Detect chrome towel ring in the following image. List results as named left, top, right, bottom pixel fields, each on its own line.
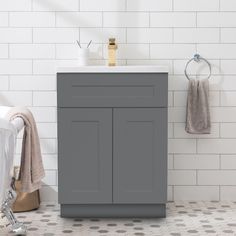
left=185, top=54, right=212, bottom=80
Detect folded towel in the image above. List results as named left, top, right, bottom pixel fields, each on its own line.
left=185, top=79, right=211, bottom=134
left=5, top=107, right=45, bottom=193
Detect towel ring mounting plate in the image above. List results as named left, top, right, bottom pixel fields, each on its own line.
left=185, top=54, right=212, bottom=80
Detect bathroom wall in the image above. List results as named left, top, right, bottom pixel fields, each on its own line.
left=1, top=0, right=236, bottom=201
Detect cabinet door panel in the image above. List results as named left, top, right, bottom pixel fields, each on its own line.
left=58, top=108, right=112, bottom=204
left=113, top=108, right=167, bottom=204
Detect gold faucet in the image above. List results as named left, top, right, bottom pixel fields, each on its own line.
left=108, top=38, right=118, bottom=66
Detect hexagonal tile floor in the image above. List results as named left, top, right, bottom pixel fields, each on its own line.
left=1, top=201, right=236, bottom=235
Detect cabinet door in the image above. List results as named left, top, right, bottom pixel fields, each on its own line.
left=113, top=108, right=167, bottom=204
left=58, top=108, right=112, bottom=204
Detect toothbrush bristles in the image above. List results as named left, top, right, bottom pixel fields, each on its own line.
left=76, top=40, right=82, bottom=48
left=87, top=40, right=92, bottom=48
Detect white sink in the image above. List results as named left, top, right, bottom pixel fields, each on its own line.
left=57, top=65, right=169, bottom=73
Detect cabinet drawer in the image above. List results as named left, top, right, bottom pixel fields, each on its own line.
left=57, top=73, right=168, bottom=108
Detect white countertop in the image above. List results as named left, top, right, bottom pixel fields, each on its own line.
left=57, top=66, right=169, bottom=73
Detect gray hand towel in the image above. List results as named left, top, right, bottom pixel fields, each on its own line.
left=185, top=79, right=211, bottom=134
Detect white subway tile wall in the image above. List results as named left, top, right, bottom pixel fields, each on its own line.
left=1, top=0, right=236, bottom=202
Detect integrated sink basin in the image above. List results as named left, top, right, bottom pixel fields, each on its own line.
left=57, top=65, right=169, bottom=73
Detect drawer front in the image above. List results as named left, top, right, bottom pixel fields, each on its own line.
left=57, top=73, right=168, bottom=108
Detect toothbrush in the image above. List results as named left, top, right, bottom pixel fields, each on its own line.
left=76, top=40, right=82, bottom=48
left=87, top=40, right=92, bottom=48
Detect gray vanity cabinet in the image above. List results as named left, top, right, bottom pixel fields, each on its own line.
left=57, top=71, right=168, bottom=218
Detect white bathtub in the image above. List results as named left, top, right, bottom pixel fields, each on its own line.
left=0, top=106, right=11, bottom=118
left=0, top=106, right=24, bottom=204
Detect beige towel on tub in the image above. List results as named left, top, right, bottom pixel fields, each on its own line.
left=5, top=107, right=45, bottom=193
left=185, top=79, right=211, bottom=134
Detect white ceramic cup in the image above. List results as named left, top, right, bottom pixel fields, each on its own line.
left=78, top=48, right=89, bottom=66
